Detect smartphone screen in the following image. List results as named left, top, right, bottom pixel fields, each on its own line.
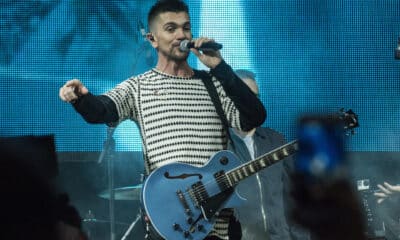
left=295, top=116, right=345, bottom=183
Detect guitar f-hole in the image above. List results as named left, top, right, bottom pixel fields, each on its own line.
left=164, top=172, right=203, bottom=180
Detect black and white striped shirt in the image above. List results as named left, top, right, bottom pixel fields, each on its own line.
left=73, top=61, right=266, bottom=239
left=104, top=68, right=243, bottom=239
left=104, top=68, right=242, bottom=174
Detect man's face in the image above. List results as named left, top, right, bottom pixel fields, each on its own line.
left=149, top=11, right=192, bottom=62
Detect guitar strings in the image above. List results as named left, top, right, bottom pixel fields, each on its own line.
left=180, top=149, right=289, bottom=200
left=180, top=159, right=272, bottom=202
left=178, top=113, right=356, bottom=200
left=180, top=142, right=301, bottom=201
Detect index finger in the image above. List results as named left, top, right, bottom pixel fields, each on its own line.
left=384, top=182, right=400, bottom=192
left=373, top=192, right=387, bottom=198
left=196, top=37, right=213, bottom=48
left=377, top=198, right=386, bottom=204
left=377, top=184, right=392, bottom=195
left=64, top=79, right=82, bottom=87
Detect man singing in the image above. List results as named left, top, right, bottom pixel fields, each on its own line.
left=59, top=0, right=266, bottom=239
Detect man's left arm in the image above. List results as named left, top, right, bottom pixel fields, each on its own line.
left=210, top=61, right=266, bottom=131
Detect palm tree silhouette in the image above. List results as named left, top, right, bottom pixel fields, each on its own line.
left=0, top=0, right=59, bottom=64
left=0, top=0, right=151, bottom=65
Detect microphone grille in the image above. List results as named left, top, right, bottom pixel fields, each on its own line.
left=179, top=40, right=190, bottom=52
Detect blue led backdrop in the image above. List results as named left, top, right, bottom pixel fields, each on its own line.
left=1, top=0, right=399, bottom=152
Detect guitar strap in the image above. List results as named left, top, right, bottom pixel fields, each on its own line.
left=195, top=70, right=235, bottom=149
left=140, top=70, right=235, bottom=176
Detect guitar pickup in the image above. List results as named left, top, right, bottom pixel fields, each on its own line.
left=214, top=171, right=231, bottom=191
left=191, top=181, right=209, bottom=204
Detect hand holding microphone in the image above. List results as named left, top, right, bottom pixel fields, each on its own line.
left=180, top=39, right=222, bottom=52
left=182, top=37, right=223, bottom=69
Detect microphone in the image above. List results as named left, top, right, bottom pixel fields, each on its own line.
left=395, top=37, right=400, bottom=60
left=179, top=39, right=223, bottom=52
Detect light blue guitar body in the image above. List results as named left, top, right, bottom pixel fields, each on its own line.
left=141, top=109, right=357, bottom=240
left=142, top=150, right=245, bottom=240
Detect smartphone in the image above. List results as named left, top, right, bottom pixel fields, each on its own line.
left=295, top=115, right=345, bottom=183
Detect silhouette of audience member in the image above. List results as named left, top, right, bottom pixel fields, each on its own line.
left=56, top=193, right=88, bottom=240
left=0, top=136, right=87, bottom=240
left=287, top=116, right=366, bottom=240
left=289, top=175, right=367, bottom=240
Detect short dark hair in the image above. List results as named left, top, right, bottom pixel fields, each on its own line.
left=148, top=0, right=189, bottom=30
left=235, top=69, right=256, bottom=80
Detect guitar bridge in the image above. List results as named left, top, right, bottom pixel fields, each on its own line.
left=176, top=189, right=192, bottom=216
left=188, top=187, right=200, bottom=208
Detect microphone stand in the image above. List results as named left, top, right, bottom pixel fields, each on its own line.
left=98, top=126, right=117, bottom=240
left=120, top=211, right=141, bottom=240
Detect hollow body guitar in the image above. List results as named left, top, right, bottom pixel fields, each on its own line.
left=142, top=109, right=358, bottom=240
left=142, top=141, right=297, bottom=240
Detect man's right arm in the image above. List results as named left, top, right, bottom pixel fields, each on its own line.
left=59, top=79, right=118, bottom=124
left=72, top=93, right=118, bottom=124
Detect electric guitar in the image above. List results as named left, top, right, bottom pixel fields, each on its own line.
left=142, top=109, right=358, bottom=240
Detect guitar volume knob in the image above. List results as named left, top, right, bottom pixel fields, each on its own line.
left=197, top=224, right=204, bottom=231
left=173, top=223, right=181, bottom=231
left=220, top=156, right=228, bottom=165
left=184, top=231, right=190, bottom=238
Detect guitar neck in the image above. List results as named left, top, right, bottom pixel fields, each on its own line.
left=226, top=140, right=299, bottom=186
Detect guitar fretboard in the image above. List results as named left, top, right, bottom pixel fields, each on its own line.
left=226, top=140, right=298, bottom=186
